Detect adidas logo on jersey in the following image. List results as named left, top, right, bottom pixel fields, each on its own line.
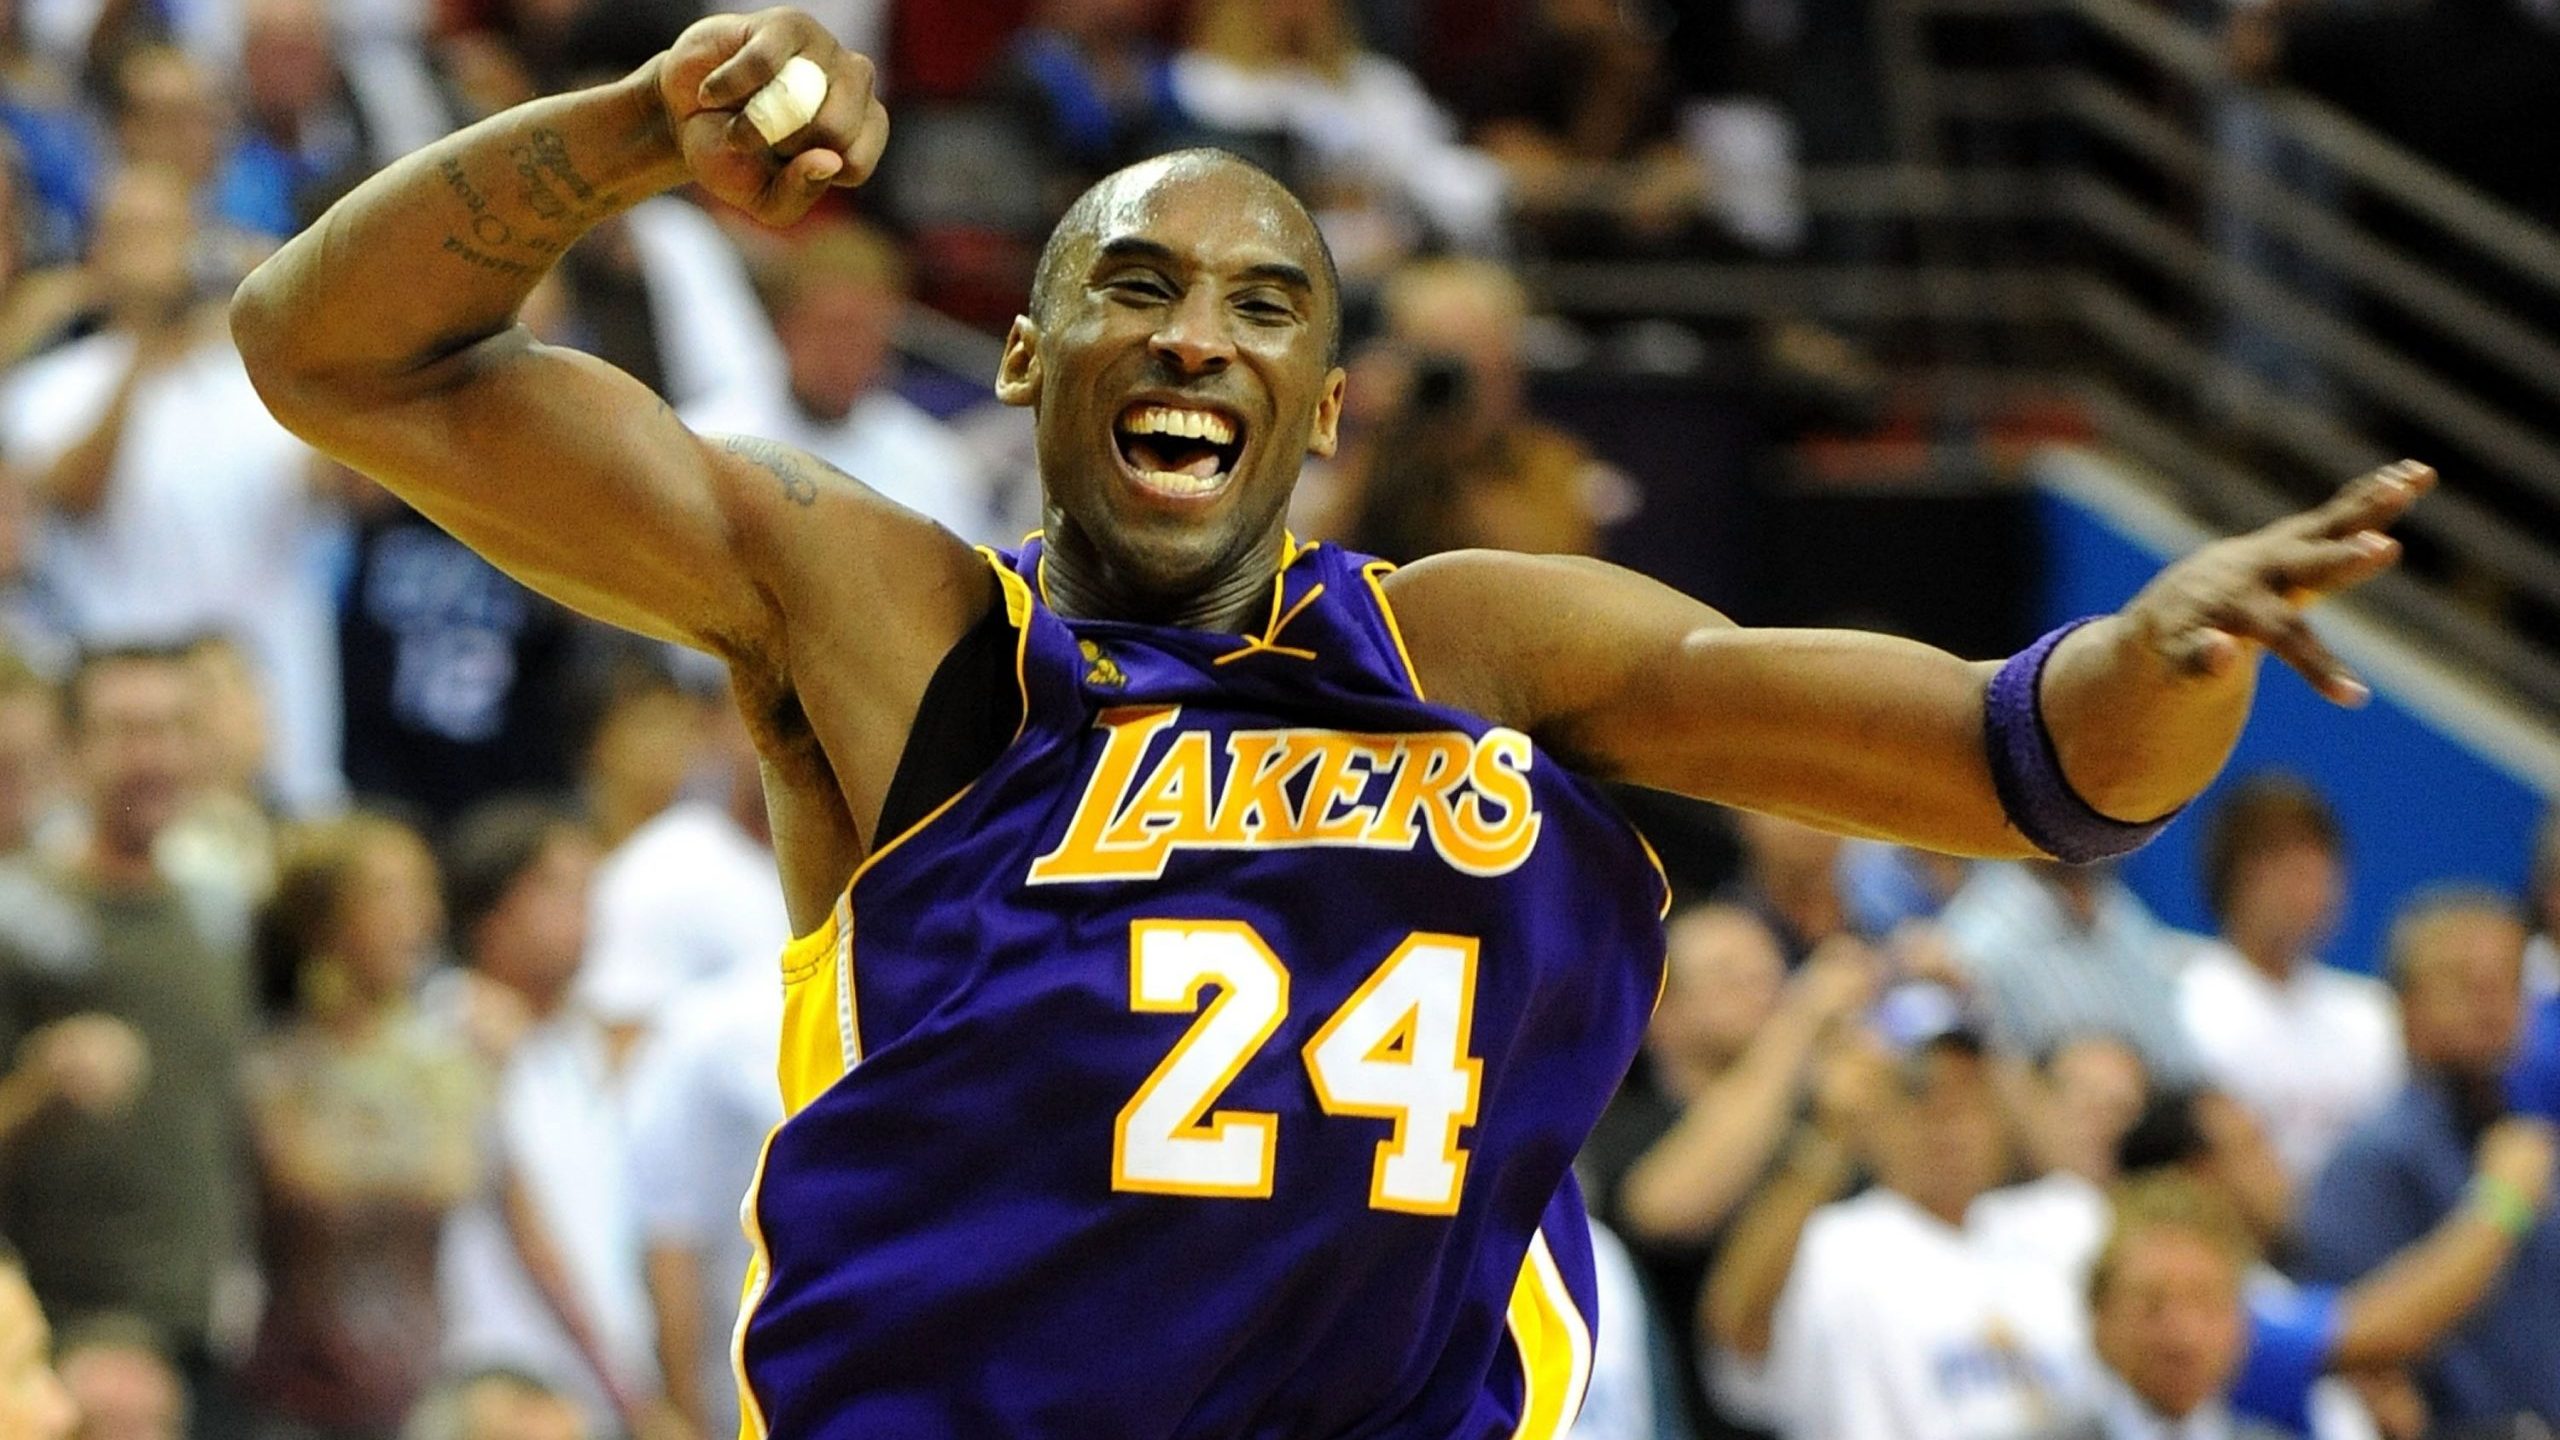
left=1028, top=705, right=1544, bottom=884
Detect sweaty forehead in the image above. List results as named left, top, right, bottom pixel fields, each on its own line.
left=1083, top=157, right=1329, bottom=282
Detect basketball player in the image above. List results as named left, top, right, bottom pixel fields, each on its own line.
left=229, top=10, right=2429, bottom=1435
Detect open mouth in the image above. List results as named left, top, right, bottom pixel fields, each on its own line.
left=1113, top=402, right=1246, bottom=500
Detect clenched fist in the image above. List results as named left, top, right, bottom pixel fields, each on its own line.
left=655, top=7, right=890, bottom=227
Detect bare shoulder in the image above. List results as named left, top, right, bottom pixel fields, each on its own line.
left=705, top=432, right=996, bottom=780
left=1378, top=548, right=1734, bottom=733
left=704, top=431, right=995, bottom=647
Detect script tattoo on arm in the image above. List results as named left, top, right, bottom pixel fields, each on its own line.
left=436, top=127, right=620, bottom=274
left=719, top=435, right=823, bottom=508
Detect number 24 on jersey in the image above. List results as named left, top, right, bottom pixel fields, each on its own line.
left=1113, top=920, right=1483, bottom=1216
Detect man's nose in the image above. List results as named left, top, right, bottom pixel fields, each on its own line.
left=1150, top=291, right=1235, bottom=376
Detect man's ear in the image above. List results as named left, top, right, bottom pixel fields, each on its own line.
left=995, top=316, right=1041, bottom=408
left=1305, top=366, right=1349, bottom=459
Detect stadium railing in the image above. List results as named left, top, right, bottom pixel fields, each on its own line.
left=1526, top=0, right=2560, bottom=718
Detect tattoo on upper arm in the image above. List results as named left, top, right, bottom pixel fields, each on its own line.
left=719, top=436, right=823, bottom=508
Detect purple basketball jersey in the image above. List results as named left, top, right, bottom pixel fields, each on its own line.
left=738, top=539, right=1668, bottom=1439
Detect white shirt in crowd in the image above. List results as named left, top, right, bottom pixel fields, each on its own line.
left=439, top=1005, right=657, bottom=1433
left=578, top=799, right=793, bottom=1029
left=1169, top=50, right=1511, bottom=257
left=1970, top=1172, right=2380, bottom=1440
left=2527, top=932, right=2558, bottom=1004
left=0, top=328, right=343, bottom=812
left=1568, top=1217, right=1658, bottom=1440
left=685, top=385, right=1006, bottom=548
left=1756, top=1188, right=2098, bottom=1440
left=2177, top=942, right=2402, bottom=1187
left=626, top=974, right=786, bottom=1437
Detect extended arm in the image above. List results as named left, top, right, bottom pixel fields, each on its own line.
left=1700, top=1126, right=1857, bottom=1360
left=1385, top=464, right=2429, bottom=856
left=2327, top=1117, right=2554, bottom=1370
left=1620, top=945, right=1872, bottom=1245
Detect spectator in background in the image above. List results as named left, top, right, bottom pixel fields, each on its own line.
left=0, top=1245, right=79, bottom=1440
left=434, top=801, right=656, bottom=1439
left=1331, top=256, right=1634, bottom=563
left=2297, top=889, right=2560, bottom=1429
left=624, top=970, right=781, bottom=1440
left=400, top=1368, right=587, bottom=1440
left=0, top=135, right=95, bottom=367
left=991, top=0, right=1201, bottom=216
left=1941, top=859, right=2200, bottom=1087
left=1837, top=841, right=1970, bottom=939
left=2099, top=1083, right=2559, bottom=1440
left=684, top=220, right=1006, bottom=545
left=1580, top=901, right=1875, bottom=1434
left=109, top=45, right=282, bottom=283
left=336, top=274, right=600, bottom=835
left=0, top=649, right=69, bottom=859
left=54, top=1317, right=184, bottom=1440
left=0, top=645, right=253, bottom=1430
left=1718, top=809, right=1852, bottom=967
left=570, top=653, right=703, bottom=856
left=154, top=632, right=281, bottom=913
left=2054, top=1176, right=2297, bottom=1440
left=1707, top=1016, right=2101, bottom=1440
left=224, top=0, right=451, bottom=236
left=0, top=0, right=101, bottom=269
left=1173, top=0, right=1510, bottom=276
left=0, top=162, right=342, bottom=814
left=1974, top=1033, right=2153, bottom=1279
left=241, top=815, right=485, bottom=1440
left=1445, top=0, right=1711, bottom=256
left=581, top=699, right=788, bottom=1042
left=2528, top=808, right=2557, bottom=1002
left=2179, top=777, right=2401, bottom=1188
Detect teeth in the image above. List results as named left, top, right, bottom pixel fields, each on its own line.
left=1124, top=406, right=1236, bottom=446
left=1137, top=469, right=1225, bottom=497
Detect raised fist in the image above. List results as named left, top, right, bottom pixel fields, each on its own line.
left=655, top=8, right=890, bottom=227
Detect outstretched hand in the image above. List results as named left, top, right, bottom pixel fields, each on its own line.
left=657, top=7, right=889, bottom=227
left=2120, top=459, right=2433, bottom=706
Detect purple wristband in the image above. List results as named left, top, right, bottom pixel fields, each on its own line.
left=1983, top=618, right=2179, bottom=864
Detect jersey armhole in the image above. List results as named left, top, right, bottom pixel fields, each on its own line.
left=872, top=555, right=1036, bottom=842
left=1359, top=558, right=1428, bottom=701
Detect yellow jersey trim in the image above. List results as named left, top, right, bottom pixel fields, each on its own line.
left=1360, top=560, right=1427, bottom=702
left=1505, top=1227, right=1595, bottom=1439
left=738, top=550, right=1039, bottom=1435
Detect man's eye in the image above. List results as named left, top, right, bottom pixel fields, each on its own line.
left=1109, top=279, right=1171, bottom=301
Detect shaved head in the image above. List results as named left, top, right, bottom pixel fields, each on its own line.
left=1032, top=149, right=1344, bottom=364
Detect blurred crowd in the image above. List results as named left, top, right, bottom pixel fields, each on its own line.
left=0, top=2, right=2552, bottom=1440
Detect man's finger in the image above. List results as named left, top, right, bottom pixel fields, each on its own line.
left=698, top=20, right=806, bottom=110
left=2304, top=459, right=2434, bottom=540
left=2266, top=530, right=2401, bottom=596
left=838, top=96, right=890, bottom=186
left=752, top=147, right=841, bottom=226
left=2225, top=592, right=2368, bottom=705
left=773, top=55, right=873, bottom=163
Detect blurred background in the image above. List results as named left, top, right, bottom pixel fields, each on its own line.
left=0, top=1, right=2555, bottom=1439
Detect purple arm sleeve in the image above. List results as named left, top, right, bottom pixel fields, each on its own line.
left=1981, top=618, right=2181, bottom=864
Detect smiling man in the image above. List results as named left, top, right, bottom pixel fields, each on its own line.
left=229, top=11, right=2427, bottom=1437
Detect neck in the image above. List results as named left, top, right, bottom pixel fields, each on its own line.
left=1898, top=1183, right=1972, bottom=1230
left=2231, top=927, right=2296, bottom=980
left=789, top=381, right=855, bottom=427
left=84, top=830, right=159, bottom=892
left=1039, top=517, right=1287, bottom=633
